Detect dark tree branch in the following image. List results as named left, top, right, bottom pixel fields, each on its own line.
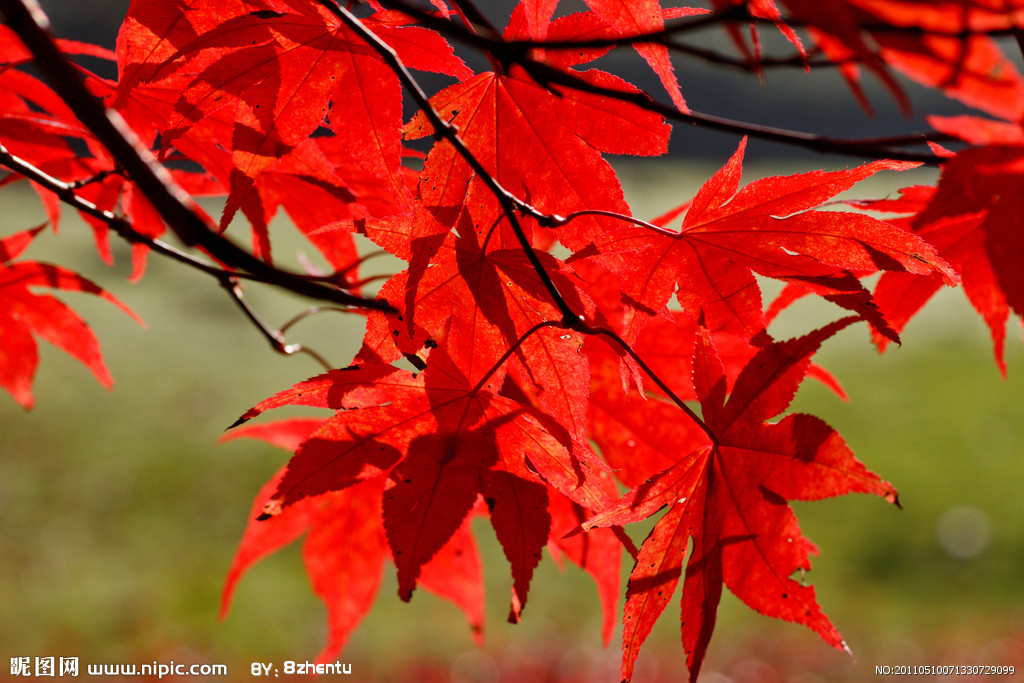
left=0, top=0, right=392, bottom=312
left=376, top=0, right=948, bottom=163
left=756, top=15, right=1024, bottom=38
left=519, top=59, right=946, bottom=163
left=389, top=0, right=1024, bottom=51
left=0, top=141, right=225, bottom=278
left=373, top=1, right=841, bottom=73
left=379, top=0, right=748, bottom=50
left=0, top=141, right=340, bottom=370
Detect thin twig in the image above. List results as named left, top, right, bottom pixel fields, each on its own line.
left=221, top=278, right=335, bottom=372
left=758, top=15, right=1024, bottom=38
left=388, top=0, right=1024, bottom=50
left=279, top=306, right=349, bottom=335
left=67, top=168, right=122, bottom=189
left=591, top=326, right=718, bottom=448
left=1, top=141, right=340, bottom=371
left=0, top=141, right=225, bottom=277
left=557, top=209, right=680, bottom=238
left=315, top=0, right=577, bottom=323
left=520, top=59, right=944, bottom=163
left=470, top=320, right=561, bottom=395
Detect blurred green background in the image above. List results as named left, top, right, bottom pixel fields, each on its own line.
left=2, top=159, right=1022, bottom=682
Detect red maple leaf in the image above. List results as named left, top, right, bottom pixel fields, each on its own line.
left=586, top=137, right=958, bottom=346
left=581, top=319, right=899, bottom=681
left=577, top=0, right=699, bottom=112
left=0, top=31, right=130, bottom=239
left=0, top=226, right=142, bottom=409
left=230, top=344, right=616, bottom=620
left=126, top=0, right=468, bottom=253
left=345, top=179, right=609, bottom=444
left=404, top=9, right=670, bottom=253
left=857, top=121, right=1024, bottom=374
left=545, top=489, right=623, bottom=645
left=220, top=418, right=484, bottom=661
left=11, top=1, right=1024, bottom=676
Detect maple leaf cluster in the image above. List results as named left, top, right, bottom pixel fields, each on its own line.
left=2, top=0, right=1023, bottom=680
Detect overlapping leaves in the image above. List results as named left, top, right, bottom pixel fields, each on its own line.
left=5, top=1, right=1024, bottom=682
left=229, top=346, right=619, bottom=623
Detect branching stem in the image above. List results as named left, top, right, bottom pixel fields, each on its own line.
left=221, top=278, right=335, bottom=372
left=470, top=320, right=561, bottom=395
left=588, top=326, right=718, bottom=448
left=319, top=0, right=717, bottom=440
left=376, top=0, right=952, bottom=163
left=317, top=0, right=577, bottom=324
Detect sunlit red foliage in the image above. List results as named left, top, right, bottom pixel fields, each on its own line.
left=2, top=1, right=1023, bottom=679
